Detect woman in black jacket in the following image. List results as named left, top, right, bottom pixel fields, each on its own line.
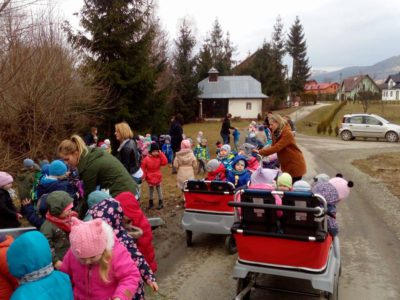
left=220, top=113, right=236, bottom=145
left=169, top=114, right=184, bottom=174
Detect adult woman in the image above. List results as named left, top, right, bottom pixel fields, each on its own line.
left=57, top=135, right=137, bottom=217
left=256, top=114, right=306, bottom=182
left=220, top=113, right=236, bottom=145
left=115, top=122, right=142, bottom=199
left=169, top=114, right=184, bottom=174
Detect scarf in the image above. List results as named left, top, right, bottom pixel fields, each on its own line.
left=19, top=263, right=53, bottom=284
left=45, top=209, right=78, bottom=233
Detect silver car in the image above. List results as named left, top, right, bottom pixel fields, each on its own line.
left=339, top=113, right=400, bottom=142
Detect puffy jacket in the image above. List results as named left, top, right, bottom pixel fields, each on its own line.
left=61, top=238, right=140, bottom=300
left=117, top=139, right=141, bottom=175
left=226, top=155, right=251, bottom=188
left=7, top=231, right=73, bottom=300
left=0, top=235, right=18, bottom=300
left=141, top=152, right=168, bottom=186
left=36, top=177, right=77, bottom=201
left=246, top=156, right=260, bottom=173
left=15, top=169, right=35, bottom=200
left=205, top=164, right=227, bottom=181
left=0, top=189, right=20, bottom=229
left=115, top=192, right=157, bottom=273
left=173, top=149, right=197, bottom=189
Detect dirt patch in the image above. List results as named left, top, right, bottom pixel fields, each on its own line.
left=352, top=152, right=400, bottom=198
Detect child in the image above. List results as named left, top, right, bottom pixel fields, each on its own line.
left=141, top=143, right=168, bottom=210
left=196, top=131, right=203, bottom=145
left=226, top=155, right=251, bottom=189
left=0, top=172, right=22, bottom=228
left=238, top=143, right=259, bottom=173
left=250, top=167, right=279, bottom=187
left=205, top=159, right=226, bottom=181
left=245, top=132, right=258, bottom=148
left=194, top=138, right=210, bottom=175
left=0, top=234, right=18, bottom=299
left=217, top=144, right=235, bottom=171
left=313, top=173, right=330, bottom=185
left=174, top=139, right=197, bottom=191
left=328, top=174, right=354, bottom=202
left=99, top=139, right=112, bottom=154
left=277, top=172, right=293, bottom=191
left=161, top=135, right=174, bottom=166
left=116, top=192, right=157, bottom=273
left=255, top=125, right=268, bottom=147
left=15, top=158, right=37, bottom=201
left=87, top=199, right=158, bottom=299
left=292, top=180, right=312, bottom=192
left=7, top=231, right=73, bottom=300
left=60, top=218, right=141, bottom=300
left=40, top=191, right=77, bottom=269
left=232, top=128, right=240, bottom=152
left=215, top=141, right=222, bottom=155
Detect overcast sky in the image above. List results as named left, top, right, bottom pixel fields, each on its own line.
left=57, top=0, right=400, bottom=71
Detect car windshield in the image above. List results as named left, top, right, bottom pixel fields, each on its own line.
left=374, top=115, right=390, bottom=124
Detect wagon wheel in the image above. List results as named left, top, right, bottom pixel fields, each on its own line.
left=186, top=230, right=193, bottom=247
left=236, top=275, right=251, bottom=300
left=225, top=235, right=237, bottom=255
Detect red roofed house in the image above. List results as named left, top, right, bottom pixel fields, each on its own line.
left=304, top=80, right=340, bottom=95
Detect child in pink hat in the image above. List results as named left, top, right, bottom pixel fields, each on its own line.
left=0, top=171, right=22, bottom=229
left=60, top=218, right=140, bottom=300
left=173, top=139, right=197, bottom=190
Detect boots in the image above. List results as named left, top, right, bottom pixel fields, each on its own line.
left=147, top=199, right=154, bottom=209
left=157, top=199, right=164, bottom=210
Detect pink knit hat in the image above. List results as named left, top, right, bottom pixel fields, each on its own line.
left=329, top=174, right=354, bottom=201
left=0, top=172, right=13, bottom=188
left=181, top=139, right=191, bottom=150
left=69, top=217, right=107, bottom=258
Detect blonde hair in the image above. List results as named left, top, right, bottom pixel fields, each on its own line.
left=268, top=114, right=287, bottom=132
left=58, top=135, right=88, bottom=157
left=115, top=122, right=133, bottom=140
left=99, top=249, right=112, bottom=283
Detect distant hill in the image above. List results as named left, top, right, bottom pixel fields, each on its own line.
left=311, top=55, right=400, bottom=83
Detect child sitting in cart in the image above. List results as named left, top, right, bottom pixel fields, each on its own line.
left=217, top=144, right=235, bottom=171
left=238, top=143, right=259, bottom=173
left=227, top=155, right=251, bottom=189
left=205, top=159, right=226, bottom=181
left=277, top=172, right=293, bottom=191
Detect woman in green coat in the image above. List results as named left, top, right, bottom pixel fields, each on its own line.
left=57, top=135, right=138, bottom=218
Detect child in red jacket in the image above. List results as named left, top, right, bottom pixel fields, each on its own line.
left=205, top=159, right=226, bottom=181
left=141, top=143, right=168, bottom=210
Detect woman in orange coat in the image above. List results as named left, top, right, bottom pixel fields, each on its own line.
left=256, top=114, right=306, bottom=182
left=0, top=234, right=18, bottom=300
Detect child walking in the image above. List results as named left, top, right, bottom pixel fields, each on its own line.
left=161, top=135, right=173, bottom=166
left=0, top=172, right=22, bottom=229
left=61, top=218, right=140, bottom=300
left=174, top=140, right=197, bottom=191
left=194, top=138, right=210, bottom=175
left=232, top=128, right=240, bottom=151
left=141, top=143, right=168, bottom=210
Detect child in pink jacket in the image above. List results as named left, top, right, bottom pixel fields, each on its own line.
left=60, top=217, right=140, bottom=300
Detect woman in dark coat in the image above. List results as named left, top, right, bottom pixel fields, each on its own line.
left=169, top=114, right=184, bottom=174
left=220, top=113, right=236, bottom=145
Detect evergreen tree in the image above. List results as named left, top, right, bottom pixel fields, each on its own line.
left=172, top=19, right=199, bottom=122
left=286, top=16, right=311, bottom=96
left=65, top=0, right=168, bottom=133
left=196, top=19, right=236, bottom=79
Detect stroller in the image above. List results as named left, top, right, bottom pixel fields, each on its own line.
left=181, top=180, right=237, bottom=254
left=229, top=189, right=340, bottom=299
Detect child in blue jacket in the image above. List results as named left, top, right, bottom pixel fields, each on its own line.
left=226, top=155, right=251, bottom=189
left=161, top=135, right=173, bottom=166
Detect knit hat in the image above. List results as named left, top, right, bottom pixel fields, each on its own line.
left=49, top=160, right=67, bottom=177
left=277, top=172, right=292, bottom=189
left=150, top=142, right=160, bottom=152
left=206, top=159, right=220, bottom=172
left=69, top=217, right=107, bottom=259
left=23, top=158, right=34, bottom=169
left=251, top=167, right=279, bottom=185
left=312, top=182, right=339, bottom=204
left=47, top=191, right=73, bottom=216
left=104, top=139, right=111, bottom=146
left=41, top=163, right=50, bottom=176
left=39, top=159, right=49, bottom=168
left=313, top=173, right=330, bottom=184
left=292, top=180, right=311, bottom=192
left=329, top=174, right=354, bottom=201
left=181, top=139, right=191, bottom=150
left=88, top=191, right=110, bottom=209
left=0, top=171, right=13, bottom=188
left=221, top=144, right=231, bottom=154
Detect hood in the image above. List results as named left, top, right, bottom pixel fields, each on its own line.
left=176, top=149, right=195, bottom=164
left=78, top=148, right=104, bottom=173
left=115, top=192, right=140, bottom=216
left=7, top=231, right=52, bottom=278
left=231, top=155, right=248, bottom=168
left=89, top=198, right=123, bottom=229
left=40, top=175, right=57, bottom=185
left=47, top=191, right=73, bottom=216
left=0, top=235, right=14, bottom=248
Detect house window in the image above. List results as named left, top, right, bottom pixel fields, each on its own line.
left=396, top=91, right=399, bottom=100
left=246, top=102, right=252, bottom=110
left=390, top=91, right=393, bottom=97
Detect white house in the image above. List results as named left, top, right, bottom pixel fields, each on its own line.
left=382, top=73, right=400, bottom=101
left=198, top=68, right=267, bottom=119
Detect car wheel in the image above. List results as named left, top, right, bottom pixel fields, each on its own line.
left=385, top=131, right=399, bottom=142
left=340, top=130, right=352, bottom=141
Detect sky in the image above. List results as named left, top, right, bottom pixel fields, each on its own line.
left=57, top=0, right=400, bottom=71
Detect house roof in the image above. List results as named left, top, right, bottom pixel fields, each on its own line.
left=198, top=75, right=268, bottom=99
left=341, top=75, right=379, bottom=92
left=304, top=82, right=339, bottom=91
left=384, top=73, right=400, bottom=84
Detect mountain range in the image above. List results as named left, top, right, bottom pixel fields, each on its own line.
left=310, top=55, right=400, bottom=83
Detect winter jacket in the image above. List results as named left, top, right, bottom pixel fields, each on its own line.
left=205, top=164, right=227, bottom=181
left=161, top=143, right=173, bottom=164
left=194, top=145, right=210, bottom=161
left=233, top=129, right=240, bottom=143
left=77, top=148, right=138, bottom=216
left=15, top=169, right=35, bottom=200
left=36, top=177, right=77, bottom=201
left=7, top=231, right=73, bottom=300
left=220, top=117, right=235, bottom=135
left=0, top=189, right=20, bottom=229
left=217, top=153, right=235, bottom=172
left=117, top=139, right=142, bottom=175
left=169, top=120, right=183, bottom=153
left=115, top=192, right=157, bottom=273
left=61, top=236, right=139, bottom=300
left=173, top=149, right=197, bottom=190
left=141, top=152, right=168, bottom=186
left=87, top=199, right=154, bottom=300
left=226, top=155, right=251, bottom=188
left=20, top=202, right=45, bottom=229
left=246, top=156, right=260, bottom=173
left=259, top=124, right=306, bottom=178
left=0, top=235, right=18, bottom=300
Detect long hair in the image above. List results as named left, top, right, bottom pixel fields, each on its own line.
left=58, top=135, right=88, bottom=157
left=268, top=114, right=287, bottom=132
left=115, top=122, right=133, bottom=140
left=98, top=249, right=112, bottom=283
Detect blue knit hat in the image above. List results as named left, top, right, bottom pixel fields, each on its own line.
left=292, top=180, right=311, bottom=192
left=88, top=191, right=110, bottom=208
left=49, top=160, right=67, bottom=177
left=41, top=163, right=50, bottom=176
left=23, top=158, right=34, bottom=169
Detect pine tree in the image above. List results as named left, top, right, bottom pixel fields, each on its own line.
left=65, top=0, right=169, bottom=133
left=172, top=19, right=199, bottom=122
left=286, top=16, right=311, bottom=96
